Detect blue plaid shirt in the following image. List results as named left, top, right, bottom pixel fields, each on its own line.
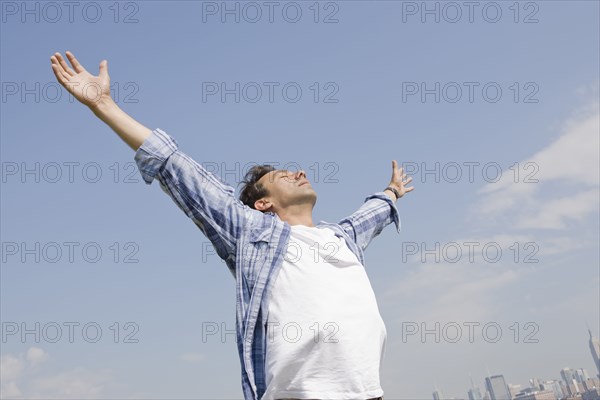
left=134, top=128, right=402, bottom=400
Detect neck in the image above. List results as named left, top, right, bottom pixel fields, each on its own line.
left=275, top=204, right=315, bottom=227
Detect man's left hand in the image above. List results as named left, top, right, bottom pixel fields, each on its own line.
left=388, top=160, right=414, bottom=199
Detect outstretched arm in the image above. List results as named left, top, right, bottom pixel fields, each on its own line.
left=50, top=51, right=150, bottom=150
left=50, top=51, right=259, bottom=275
left=338, top=160, right=414, bottom=251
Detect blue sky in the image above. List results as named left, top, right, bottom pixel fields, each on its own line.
left=1, top=0, right=599, bottom=398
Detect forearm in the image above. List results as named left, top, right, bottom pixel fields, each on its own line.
left=337, top=191, right=401, bottom=251
left=90, top=98, right=151, bottom=151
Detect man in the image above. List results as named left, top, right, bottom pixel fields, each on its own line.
left=50, top=51, right=415, bottom=400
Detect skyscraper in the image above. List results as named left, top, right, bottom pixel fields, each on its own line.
left=541, top=379, right=564, bottom=399
left=469, top=386, right=484, bottom=400
left=575, top=368, right=590, bottom=383
left=469, top=375, right=483, bottom=400
left=529, top=378, right=542, bottom=391
left=433, top=389, right=444, bottom=400
left=589, top=328, right=600, bottom=378
left=560, top=368, right=580, bottom=396
left=485, top=375, right=512, bottom=400
left=561, top=368, right=577, bottom=385
left=508, top=384, right=522, bottom=399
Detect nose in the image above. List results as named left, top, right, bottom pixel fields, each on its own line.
left=295, top=170, right=306, bottom=180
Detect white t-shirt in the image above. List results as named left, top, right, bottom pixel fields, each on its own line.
left=261, top=225, right=386, bottom=400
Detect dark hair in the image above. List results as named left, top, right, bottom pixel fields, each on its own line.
left=238, top=164, right=277, bottom=210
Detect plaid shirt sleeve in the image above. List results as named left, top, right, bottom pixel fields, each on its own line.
left=134, top=128, right=253, bottom=263
left=337, top=192, right=401, bottom=251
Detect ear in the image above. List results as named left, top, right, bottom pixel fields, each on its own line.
left=254, top=198, right=272, bottom=212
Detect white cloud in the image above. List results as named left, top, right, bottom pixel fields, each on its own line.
left=0, top=347, right=136, bottom=399
left=0, top=348, right=49, bottom=399
left=0, top=354, right=24, bottom=382
left=474, top=101, right=599, bottom=230
left=30, top=367, right=115, bottom=399
left=519, top=188, right=600, bottom=229
left=536, top=235, right=590, bottom=257
left=0, top=381, right=22, bottom=398
left=1, top=354, right=24, bottom=398
left=25, top=347, right=48, bottom=367
left=1, top=347, right=50, bottom=397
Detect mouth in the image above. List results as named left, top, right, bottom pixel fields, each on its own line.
left=299, top=181, right=309, bottom=187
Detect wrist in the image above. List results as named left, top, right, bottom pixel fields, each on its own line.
left=89, top=96, right=117, bottom=116
left=384, top=186, right=401, bottom=201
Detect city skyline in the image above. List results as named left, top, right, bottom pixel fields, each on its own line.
left=432, top=328, right=600, bottom=400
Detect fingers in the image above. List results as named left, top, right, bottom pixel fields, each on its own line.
left=392, top=160, right=405, bottom=173
left=397, top=175, right=413, bottom=190
left=50, top=56, right=70, bottom=85
left=392, top=160, right=406, bottom=181
left=65, top=50, right=87, bottom=73
left=390, top=159, right=416, bottom=195
left=54, top=52, right=75, bottom=76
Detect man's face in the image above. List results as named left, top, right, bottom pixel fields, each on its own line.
left=254, top=169, right=317, bottom=213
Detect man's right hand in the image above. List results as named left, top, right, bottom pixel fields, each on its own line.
left=50, top=51, right=111, bottom=110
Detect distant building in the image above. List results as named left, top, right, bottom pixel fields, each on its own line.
left=583, top=377, right=600, bottom=391
left=563, top=368, right=582, bottom=395
left=564, top=369, right=579, bottom=385
left=563, top=394, right=583, bottom=400
left=434, top=389, right=444, bottom=400
left=469, top=386, right=484, bottom=400
left=515, top=387, right=536, bottom=398
left=577, top=369, right=591, bottom=383
left=568, top=381, right=582, bottom=396
left=582, top=387, right=600, bottom=400
left=589, top=329, right=600, bottom=378
left=486, top=375, right=512, bottom=400
left=509, top=384, right=524, bottom=399
left=469, top=375, right=483, bottom=400
left=513, top=389, right=557, bottom=400
left=560, top=379, right=581, bottom=398
left=541, top=380, right=565, bottom=399
left=530, top=378, right=543, bottom=391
